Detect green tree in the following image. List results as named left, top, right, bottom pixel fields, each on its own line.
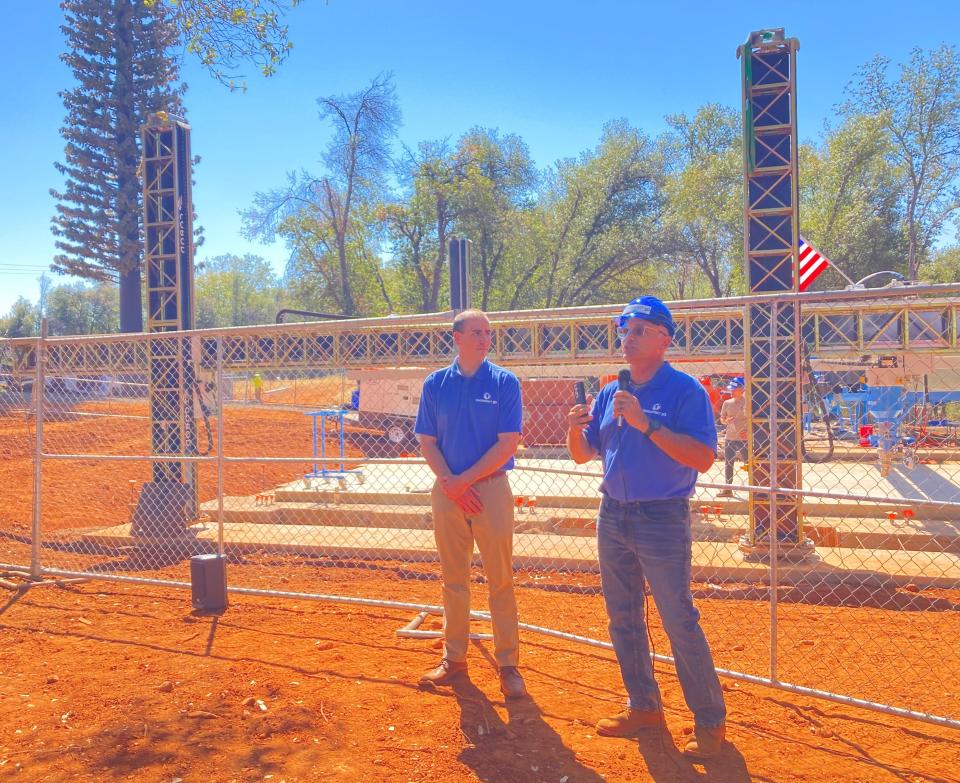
left=453, top=128, right=538, bottom=311
left=195, top=254, right=281, bottom=327
left=84, top=281, right=122, bottom=334
left=378, top=193, right=441, bottom=314
left=843, top=45, right=960, bottom=280
left=922, top=245, right=960, bottom=283
left=799, top=115, right=906, bottom=287
left=378, top=140, right=474, bottom=313
left=36, top=274, right=52, bottom=334
left=51, top=0, right=186, bottom=333
left=660, top=104, right=742, bottom=298
left=515, top=121, right=664, bottom=308
left=1, top=298, right=39, bottom=338
left=245, top=74, right=400, bottom=316
left=147, top=0, right=303, bottom=87
left=44, top=282, right=121, bottom=336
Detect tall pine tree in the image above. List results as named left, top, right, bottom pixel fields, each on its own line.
left=51, top=0, right=185, bottom=332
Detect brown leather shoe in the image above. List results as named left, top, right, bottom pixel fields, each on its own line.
left=596, top=708, right=664, bottom=737
left=419, top=658, right=467, bottom=687
left=683, top=723, right=726, bottom=758
left=498, top=666, right=527, bottom=699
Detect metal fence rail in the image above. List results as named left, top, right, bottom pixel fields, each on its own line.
left=3, top=290, right=960, bottom=731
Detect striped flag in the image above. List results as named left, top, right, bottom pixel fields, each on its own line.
left=798, top=236, right=830, bottom=291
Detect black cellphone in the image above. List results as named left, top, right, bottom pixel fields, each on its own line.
left=574, top=381, right=587, bottom=405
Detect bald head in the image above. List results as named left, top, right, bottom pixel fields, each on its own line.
left=452, top=309, right=489, bottom=333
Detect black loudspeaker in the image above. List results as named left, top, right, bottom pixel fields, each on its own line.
left=449, top=237, right=471, bottom=312
left=190, top=553, right=228, bottom=613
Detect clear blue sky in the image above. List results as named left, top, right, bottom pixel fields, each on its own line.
left=2, top=0, right=958, bottom=315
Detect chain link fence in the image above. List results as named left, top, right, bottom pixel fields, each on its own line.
left=3, top=292, right=959, bottom=730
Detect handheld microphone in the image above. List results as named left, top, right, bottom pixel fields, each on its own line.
left=617, top=369, right=631, bottom=428
left=573, top=381, right=587, bottom=406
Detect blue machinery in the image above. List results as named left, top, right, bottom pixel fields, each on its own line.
left=304, top=410, right=360, bottom=480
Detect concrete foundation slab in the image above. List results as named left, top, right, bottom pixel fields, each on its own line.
left=78, top=522, right=960, bottom=588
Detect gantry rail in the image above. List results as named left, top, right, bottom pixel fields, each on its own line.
left=5, top=285, right=960, bottom=378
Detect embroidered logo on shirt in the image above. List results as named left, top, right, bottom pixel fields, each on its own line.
left=475, top=391, right=498, bottom=404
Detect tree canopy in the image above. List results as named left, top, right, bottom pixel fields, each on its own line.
left=30, top=38, right=960, bottom=337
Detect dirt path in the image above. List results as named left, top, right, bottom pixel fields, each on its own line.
left=0, top=572, right=957, bottom=782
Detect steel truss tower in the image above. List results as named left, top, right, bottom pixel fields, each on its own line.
left=130, top=112, right=200, bottom=537
left=737, top=29, right=813, bottom=558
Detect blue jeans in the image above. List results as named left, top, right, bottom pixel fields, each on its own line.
left=597, top=495, right=726, bottom=728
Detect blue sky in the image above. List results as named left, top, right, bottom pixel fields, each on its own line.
left=2, top=0, right=958, bottom=315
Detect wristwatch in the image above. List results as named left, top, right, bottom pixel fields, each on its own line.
left=642, top=418, right=663, bottom=437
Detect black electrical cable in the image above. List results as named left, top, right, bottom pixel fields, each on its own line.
left=645, top=581, right=700, bottom=777
left=193, top=379, right=215, bottom=456
left=800, top=346, right=835, bottom=463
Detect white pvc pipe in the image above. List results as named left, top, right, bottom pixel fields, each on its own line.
left=397, top=611, right=429, bottom=633
left=41, top=453, right=218, bottom=463
left=397, top=629, right=494, bottom=641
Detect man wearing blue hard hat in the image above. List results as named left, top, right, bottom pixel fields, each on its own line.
left=566, top=295, right=727, bottom=758
left=718, top=377, right=747, bottom=498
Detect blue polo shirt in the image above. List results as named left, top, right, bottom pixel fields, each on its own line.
left=585, top=363, right=717, bottom=502
left=415, top=359, right=523, bottom=475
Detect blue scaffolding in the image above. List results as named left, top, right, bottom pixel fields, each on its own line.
left=304, top=410, right=362, bottom=480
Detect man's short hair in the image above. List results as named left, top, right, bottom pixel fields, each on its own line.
left=452, top=309, right=489, bottom=333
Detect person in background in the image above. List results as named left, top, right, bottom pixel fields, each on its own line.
left=718, top=377, right=747, bottom=498
left=566, top=295, right=727, bottom=758
left=252, top=372, right=263, bottom=404
left=415, top=309, right=527, bottom=700
left=699, top=375, right=723, bottom=417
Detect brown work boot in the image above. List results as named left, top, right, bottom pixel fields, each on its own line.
left=419, top=658, right=467, bottom=688
left=498, top=666, right=527, bottom=699
left=596, top=708, right=664, bottom=737
left=683, top=723, right=726, bottom=758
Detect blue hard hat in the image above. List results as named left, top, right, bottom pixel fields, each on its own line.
left=614, top=296, right=675, bottom=337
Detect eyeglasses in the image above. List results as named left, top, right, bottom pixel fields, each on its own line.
left=616, top=323, right=669, bottom=339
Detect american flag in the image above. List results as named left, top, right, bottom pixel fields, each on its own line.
left=798, top=236, right=830, bottom=291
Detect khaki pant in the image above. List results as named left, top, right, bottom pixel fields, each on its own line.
left=431, top=474, right=519, bottom=667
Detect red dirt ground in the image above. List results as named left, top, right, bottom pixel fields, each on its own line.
left=1, top=404, right=960, bottom=781
left=0, top=400, right=361, bottom=535
left=1, top=570, right=959, bottom=783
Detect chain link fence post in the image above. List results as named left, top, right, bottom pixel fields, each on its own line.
left=216, top=335, right=225, bottom=556
left=30, top=319, right=47, bottom=579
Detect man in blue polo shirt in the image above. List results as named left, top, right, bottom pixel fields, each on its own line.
left=415, top=309, right=526, bottom=699
left=567, top=295, right=727, bottom=758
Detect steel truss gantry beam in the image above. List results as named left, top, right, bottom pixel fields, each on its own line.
left=738, top=28, right=807, bottom=557
left=131, top=112, right=199, bottom=537
left=9, top=286, right=960, bottom=380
